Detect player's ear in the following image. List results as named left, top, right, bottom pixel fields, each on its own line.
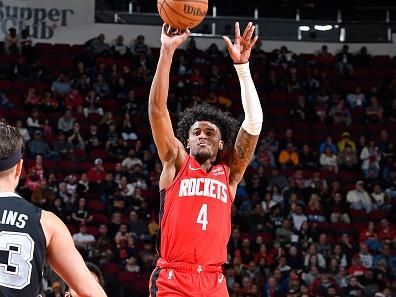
left=15, top=159, right=23, bottom=178
left=186, top=139, right=190, bottom=149
left=219, top=140, right=224, bottom=151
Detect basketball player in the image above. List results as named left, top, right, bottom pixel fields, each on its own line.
left=149, top=22, right=262, bottom=296
left=0, top=122, right=107, bottom=297
left=65, top=262, right=105, bottom=297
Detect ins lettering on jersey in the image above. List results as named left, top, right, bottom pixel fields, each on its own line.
left=178, top=178, right=228, bottom=203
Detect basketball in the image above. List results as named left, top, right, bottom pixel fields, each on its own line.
left=157, top=0, right=208, bottom=30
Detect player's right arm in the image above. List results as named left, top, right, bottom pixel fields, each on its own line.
left=41, top=211, right=107, bottom=297
left=149, top=25, right=190, bottom=187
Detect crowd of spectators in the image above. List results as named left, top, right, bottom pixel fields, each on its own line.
left=1, top=27, right=396, bottom=297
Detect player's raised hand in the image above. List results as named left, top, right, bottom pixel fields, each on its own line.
left=161, top=23, right=190, bottom=52
left=223, top=22, right=258, bottom=64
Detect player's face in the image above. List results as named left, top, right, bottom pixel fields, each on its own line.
left=187, top=121, right=223, bottom=160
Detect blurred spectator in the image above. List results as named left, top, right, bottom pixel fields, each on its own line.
left=65, top=89, right=83, bottom=112
left=26, top=109, right=42, bottom=133
left=316, top=45, right=335, bottom=66
left=329, top=192, right=351, bottom=224
left=88, top=33, right=111, bottom=56
left=28, top=130, right=57, bottom=159
left=319, top=136, right=338, bottom=154
left=16, top=119, right=30, bottom=143
left=57, top=109, right=75, bottom=135
left=87, top=158, right=106, bottom=184
left=131, top=34, right=151, bottom=56
left=278, top=143, right=300, bottom=169
left=320, top=145, right=339, bottom=173
left=346, top=86, right=366, bottom=110
left=329, top=100, right=352, bottom=126
left=366, top=96, right=384, bottom=124
left=300, top=144, right=319, bottom=169
left=111, top=35, right=129, bottom=57
left=4, top=27, right=19, bottom=54
left=51, top=73, right=71, bottom=98
left=355, top=46, right=372, bottom=67
left=71, top=198, right=93, bottom=225
left=337, top=132, right=356, bottom=153
left=0, top=90, right=14, bottom=110
left=73, top=223, right=96, bottom=258
left=347, top=181, right=373, bottom=212
left=336, top=45, right=354, bottom=77
left=93, top=74, right=111, bottom=98
left=360, top=139, right=381, bottom=179
left=83, top=90, right=104, bottom=118
left=68, top=122, right=85, bottom=150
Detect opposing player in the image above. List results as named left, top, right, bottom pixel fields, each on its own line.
left=0, top=122, right=107, bottom=297
left=148, top=22, right=262, bottom=296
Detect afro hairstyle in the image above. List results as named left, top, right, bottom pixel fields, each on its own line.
left=176, top=102, right=240, bottom=148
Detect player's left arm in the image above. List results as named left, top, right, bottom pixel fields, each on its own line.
left=223, top=22, right=263, bottom=190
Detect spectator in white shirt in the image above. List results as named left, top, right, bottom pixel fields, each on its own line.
left=290, top=204, right=307, bottom=231
left=347, top=181, right=373, bottom=212
left=320, top=145, right=338, bottom=173
left=72, top=224, right=96, bottom=257
left=121, top=148, right=143, bottom=171
left=16, top=119, right=30, bottom=143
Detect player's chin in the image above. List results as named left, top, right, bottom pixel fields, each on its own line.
left=193, top=149, right=212, bottom=159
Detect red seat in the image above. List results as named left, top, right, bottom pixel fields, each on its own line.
left=89, top=149, right=107, bottom=160
left=87, top=226, right=99, bottom=237
left=118, top=271, right=138, bottom=285
left=369, top=209, right=388, bottom=222
left=91, top=213, right=110, bottom=225
left=87, top=200, right=106, bottom=213
left=350, top=209, right=370, bottom=223
left=101, top=262, right=121, bottom=275
left=0, top=79, right=12, bottom=91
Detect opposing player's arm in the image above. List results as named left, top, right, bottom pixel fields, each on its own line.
left=149, top=25, right=189, bottom=164
left=41, top=211, right=107, bottom=297
left=224, top=22, right=262, bottom=190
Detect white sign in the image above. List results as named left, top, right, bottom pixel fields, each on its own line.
left=0, top=0, right=94, bottom=40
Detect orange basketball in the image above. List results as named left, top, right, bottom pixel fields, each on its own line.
left=158, top=0, right=208, bottom=30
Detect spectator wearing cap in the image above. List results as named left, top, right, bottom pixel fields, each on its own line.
left=347, top=181, right=373, bottom=212
left=4, top=27, right=19, bottom=54
left=87, top=158, right=106, bottom=184
left=338, top=132, right=356, bottom=152
left=360, top=139, right=381, bottom=179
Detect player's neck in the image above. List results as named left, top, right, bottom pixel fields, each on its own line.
left=0, top=177, right=17, bottom=193
left=192, top=155, right=218, bottom=172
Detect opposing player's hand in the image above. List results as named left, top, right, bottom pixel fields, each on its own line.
left=161, top=23, right=190, bottom=52
left=223, top=22, right=258, bottom=64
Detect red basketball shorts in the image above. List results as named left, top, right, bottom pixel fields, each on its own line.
left=149, top=258, right=229, bottom=297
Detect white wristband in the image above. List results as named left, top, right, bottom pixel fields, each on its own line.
left=234, top=62, right=263, bottom=136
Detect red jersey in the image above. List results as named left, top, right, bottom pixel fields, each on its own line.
left=159, top=156, right=232, bottom=265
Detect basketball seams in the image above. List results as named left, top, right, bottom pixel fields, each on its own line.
left=164, top=0, right=202, bottom=22
left=158, top=0, right=207, bottom=29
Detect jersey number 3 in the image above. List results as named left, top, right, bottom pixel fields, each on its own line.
left=0, top=231, right=34, bottom=290
left=196, top=204, right=208, bottom=231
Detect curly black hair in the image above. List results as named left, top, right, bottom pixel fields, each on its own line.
left=176, top=102, right=240, bottom=148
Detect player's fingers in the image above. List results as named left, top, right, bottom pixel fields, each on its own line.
left=222, top=36, right=233, bottom=49
left=235, top=22, right=240, bottom=39
left=246, top=25, right=255, bottom=42
left=248, top=35, right=259, bottom=49
left=242, top=22, right=252, bottom=38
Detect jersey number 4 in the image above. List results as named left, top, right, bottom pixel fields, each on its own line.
left=0, top=231, right=34, bottom=290
left=196, top=204, right=208, bottom=231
